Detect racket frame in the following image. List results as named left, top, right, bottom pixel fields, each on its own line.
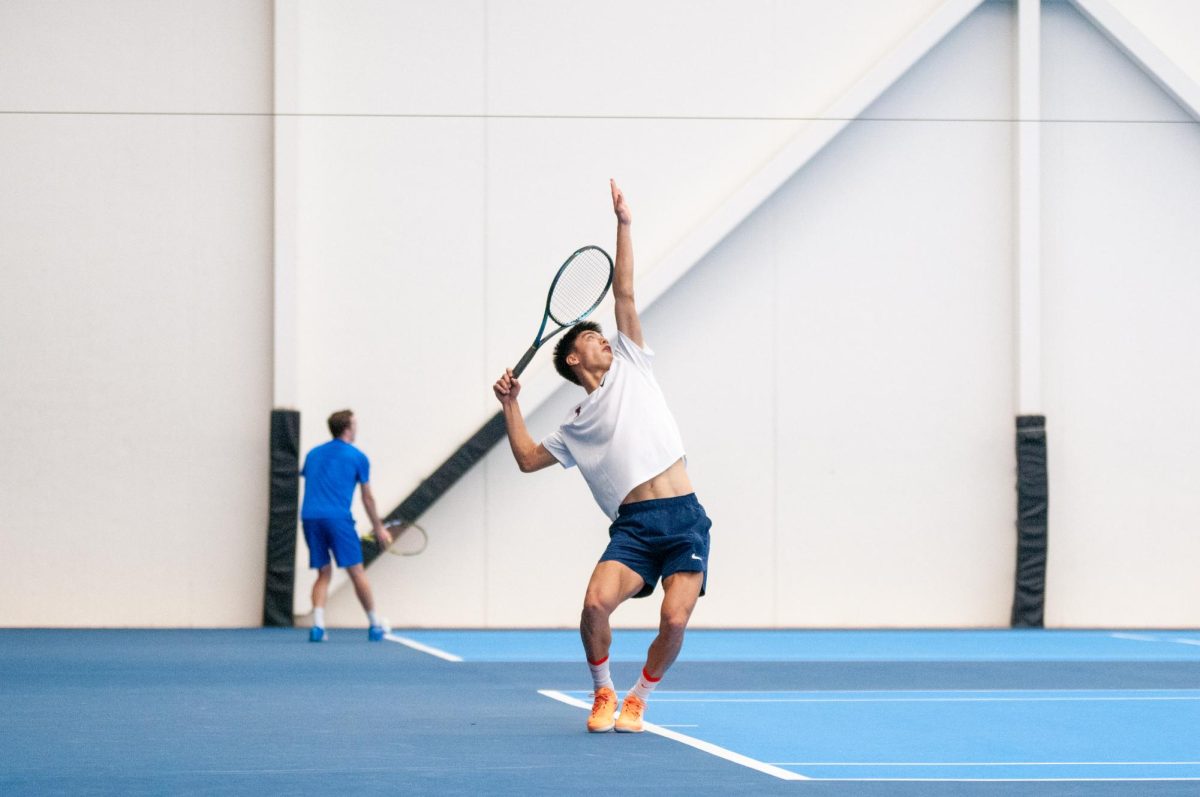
left=362, top=519, right=428, bottom=557
left=382, top=519, right=427, bottom=557
left=513, top=245, right=613, bottom=377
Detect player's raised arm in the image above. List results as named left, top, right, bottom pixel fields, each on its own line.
left=610, top=179, right=644, bottom=348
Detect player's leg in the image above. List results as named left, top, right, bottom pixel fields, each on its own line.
left=309, top=565, right=333, bottom=641
left=646, top=570, right=704, bottom=676
left=580, top=560, right=644, bottom=732
left=581, top=560, right=645, bottom=663
left=327, top=517, right=386, bottom=640
left=616, top=495, right=711, bottom=732
left=303, top=519, right=333, bottom=642
left=345, top=564, right=387, bottom=640
left=312, top=564, right=333, bottom=609
left=345, top=564, right=375, bottom=613
left=615, top=571, right=702, bottom=733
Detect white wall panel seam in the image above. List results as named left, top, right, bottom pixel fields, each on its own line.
left=483, top=0, right=491, bottom=626
left=1016, top=0, right=1042, bottom=415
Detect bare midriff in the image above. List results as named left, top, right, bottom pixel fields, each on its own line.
left=620, top=458, right=693, bottom=505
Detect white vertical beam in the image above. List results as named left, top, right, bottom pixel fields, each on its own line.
left=1070, top=0, right=1200, bottom=121
left=272, top=0, right=300, bottom=409
left=1016, top=0, right=1042, bottom=415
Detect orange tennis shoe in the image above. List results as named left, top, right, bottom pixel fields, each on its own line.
left=587, top=686, right=617, bottom=733
left=614, top=693, right=646, bottom=733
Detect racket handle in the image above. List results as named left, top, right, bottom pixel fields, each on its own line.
left=512, top=345, right=538, bottom=378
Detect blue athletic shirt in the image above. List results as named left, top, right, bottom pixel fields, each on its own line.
left=300, top=439, right=370, bottom=520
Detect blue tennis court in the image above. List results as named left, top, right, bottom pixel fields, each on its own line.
left=546, top=688, right=1200, bottom=782
left=389, top=628, right=1200, bottom=662
left=402, top=629, right=1200, bottom=784
left=7, top=628, right=1199, bottom=795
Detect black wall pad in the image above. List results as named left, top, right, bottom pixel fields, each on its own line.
left=362, top=411, right=507, bottom=566
left=263, top=409, right=300, bottom=627
left=1011, top=414, right=1048, bottom=628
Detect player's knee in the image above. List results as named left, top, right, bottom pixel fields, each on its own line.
left=581, top=594, right=614, bottom=622
left=660, top=609, right=690, bottom=638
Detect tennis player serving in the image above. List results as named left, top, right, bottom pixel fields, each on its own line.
left=493, top=179, right=711, bottom=733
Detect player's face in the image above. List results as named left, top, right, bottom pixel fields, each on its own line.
left=572, top=330, right=613, bottom=371
left=347, top=416, right=358, bottom=442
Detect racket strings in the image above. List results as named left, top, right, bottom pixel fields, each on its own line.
left=549, top=249, right=612, bottom=325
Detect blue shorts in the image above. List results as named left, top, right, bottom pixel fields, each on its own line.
left=302, top=516, right=363, bottom=569
left=601, top=493, right=711, bottom=599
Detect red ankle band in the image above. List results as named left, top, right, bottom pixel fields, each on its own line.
left=642, top=667, right=662, bottom=682
left=588, top=656, right=609, bottom=666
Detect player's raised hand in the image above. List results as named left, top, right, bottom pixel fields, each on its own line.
left=611, top=179, right=631, bottom=226
left=493, top=368, right=521, bottom=405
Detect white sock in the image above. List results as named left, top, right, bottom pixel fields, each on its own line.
left=367, top=610, right=381, bottom=628
left=588, top=655, right=614, bottom=692
left=313, top=607, right=325, bottom=628
left=629, top=667, right=662, bottom=701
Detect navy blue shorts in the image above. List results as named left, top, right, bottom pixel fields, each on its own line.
left=601, top=493, right=711, bottom=599
left=302, top=516, right=363, bottom=569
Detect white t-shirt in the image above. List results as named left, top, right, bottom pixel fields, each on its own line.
left=541, top=330, right=686, bottom=520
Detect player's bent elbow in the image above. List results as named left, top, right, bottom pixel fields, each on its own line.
left=519, top=450, right=555, bottom=473
left=517, top=453, right=538, bottom=473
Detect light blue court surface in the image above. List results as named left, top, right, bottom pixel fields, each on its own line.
left=390, top=629, right=1200, bottom=785
left=554, top=688, right=1200, bottom=782
left=391, top=628, right=1200, bottom=662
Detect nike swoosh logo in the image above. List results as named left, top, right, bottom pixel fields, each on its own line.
left=690, top=553, right=703, bottom=561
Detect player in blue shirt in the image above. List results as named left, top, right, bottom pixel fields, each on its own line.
left=301, top=409, right=391, bottom=642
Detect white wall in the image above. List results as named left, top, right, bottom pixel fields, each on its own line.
left=1041, top=1, right=1200, bottom=627
left=4, top=0, right=1199, bottom=629
left=0, top=1, right=274, bottom=626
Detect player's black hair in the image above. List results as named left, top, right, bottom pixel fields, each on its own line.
left=552, top=321, right=602, bottom=385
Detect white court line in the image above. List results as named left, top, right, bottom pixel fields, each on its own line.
left=770, top=761, right=1200, bottom=767
left=383, top=633, right=463, bottom=662
left=626, top=688, right=1199, bottom=694
left=537, top=690, right=807, bottom=782
left=650, top=696, right=1200, bottom=703
left=1109, top=632, right=1200, bottom=648
left=806, top=778, right=1200, bottom=782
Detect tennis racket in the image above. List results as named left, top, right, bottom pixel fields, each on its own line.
left=361, top=519, right=428, bottom=557
left=511, top=245, right=614, bottom=377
